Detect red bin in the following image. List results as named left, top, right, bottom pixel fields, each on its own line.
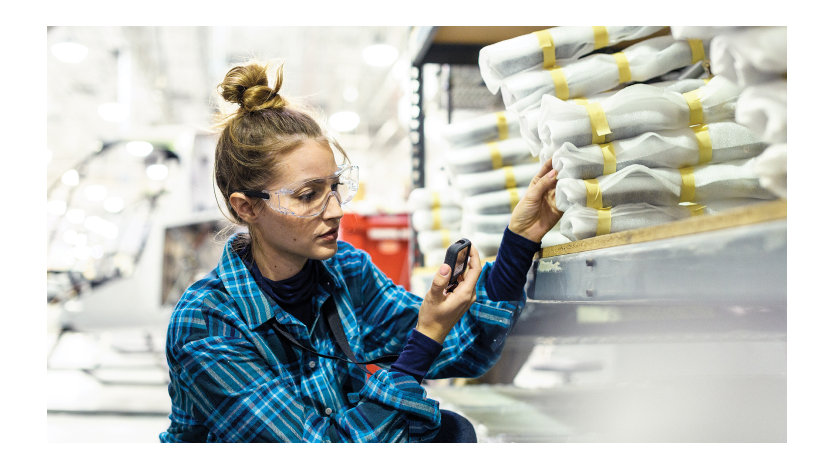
left=339, top=212, right=411, bottom=290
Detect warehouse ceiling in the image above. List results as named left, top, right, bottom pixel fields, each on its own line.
left=46, top=26, right=412, bottom=273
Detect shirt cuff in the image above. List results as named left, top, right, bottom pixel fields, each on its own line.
left=389, top=329, right=443, bottom=383
left=485, top=226, right=541, bottom=301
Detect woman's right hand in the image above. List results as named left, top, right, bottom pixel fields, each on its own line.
left=416, top=245, right=483, bottom=344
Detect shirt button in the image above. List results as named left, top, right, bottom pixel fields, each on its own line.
left=308, top=361, right=317, bottom=369
left=324, top=407, right=333, bottom=415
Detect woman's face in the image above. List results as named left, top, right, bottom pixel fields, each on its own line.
left=250, top=139, right=344, bottom=270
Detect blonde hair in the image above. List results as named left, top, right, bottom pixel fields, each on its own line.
left=212, top=60, right=349, bottom=245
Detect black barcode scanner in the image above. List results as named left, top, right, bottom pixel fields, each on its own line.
left=443, top=238, right=471, bottom=293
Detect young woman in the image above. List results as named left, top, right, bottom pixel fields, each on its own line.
left=160, top=61, right=562, bottom=443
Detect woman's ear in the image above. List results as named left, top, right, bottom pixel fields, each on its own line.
left=229, top=193, right=260, bottom=224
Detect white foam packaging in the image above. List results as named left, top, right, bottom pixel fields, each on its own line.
left=709, top=27, right=787, bottom=88
left=406, top=187, right=462, bottom=212
left=735, top=79, right=787, bottom=144
left=444, top=138, right=538, bottom=175
left=441, top=111, right=521, bottom=147
left=537, top=75, right=741, bottom=156
left=550, top=121, right=767, bottom=180
left=464, top=187, right=529, bottom=215
left=553, top=157, right=776, bottom=212
left=411, top=207, right=463, bottom=232
left=500, top=36, right=709, bottom=112
left=479, top=26, right=666, bottom=94
left=457, top=162, right=541, bottom=196
left=752, top=143, right=787, bottom=199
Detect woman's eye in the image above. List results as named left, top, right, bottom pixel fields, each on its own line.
left=297, top=191, right=318, bottom=202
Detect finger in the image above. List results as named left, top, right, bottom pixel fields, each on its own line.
left=429, top=263, right=452, bottom=298
left=456, top=245, right=482, bottom=293
left=526, top=167, right=558, bottom=201
left=529, top=159, right=555, bottom=188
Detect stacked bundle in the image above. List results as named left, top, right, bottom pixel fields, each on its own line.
left=407, top=187, right=463, bottom=267
left=479, top=26, right=782, bottom=242
left=694, top=26, right=787, bottom=198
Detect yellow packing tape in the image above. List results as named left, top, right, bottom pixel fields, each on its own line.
left=431, top=191, right=441, bottom=209
left=503, top=166, right=518, bottom=189
left=508, top=187, right=520, bottom=211
left=600, top=143, right=617, bottom=175
left=584, top=179, right=604, bottom=209
left=535, top=30, right=557, bottom=69
left=679, top=167, right=696, bottom=203
left=683, top=89, right=704, bottom=126
left=549, top=68, right=570, bottom=100
left=583, top=101, right=612, bottom=144
left=687, top=204, right=705, bottom=216
left=613, top=52, right=631, bottom=84
left=495, top=112, right=509, bottom=140
left=596, top=208, right=612, bottom=236
left=593, top=26, right=609, bottom=50
left=692, top=124, right=712, bottom=165
left=431, top=207, right=442, bottom=230
left=441, top=229, right=451, bottom=248
left=688, top=39, right=705, bottom=64
left=488, top=142, right=503, bottom=169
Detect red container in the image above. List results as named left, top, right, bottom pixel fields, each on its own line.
left=339, top=212, right=411, bottom=290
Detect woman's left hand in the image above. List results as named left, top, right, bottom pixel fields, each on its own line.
left=508, top=158, right=563, bottom=243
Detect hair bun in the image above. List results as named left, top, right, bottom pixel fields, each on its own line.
left=219, top=62, right=286, bottom=112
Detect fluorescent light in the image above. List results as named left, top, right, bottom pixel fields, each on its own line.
left=61, top=169, right=79, bottom=187
left=328, top=111, right=360, bottom=133
left=362, top=43, right=398, bottom=68
left=125, top=141, right=154, bottom=157
left=103, top=197, right=125, bottom=214
left=84, top=184, right=107, bottom=202
left=51, top=41, right=88, bottom=63
left=146, top=163, right=169, bottom=180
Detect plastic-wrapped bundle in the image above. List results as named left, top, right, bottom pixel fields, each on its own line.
left=406, top=187, right=462, bottom=212
left=538, top=75, right=741, bottom=157
left=473, top=229, right=570, bottom=256
left=457, top=162, right=540, bottom=196
left=465, top=186, right=529, bottom=215
left=500, top=36, right=710, bottom=112
left=445, top=138, right=538, bottom=175
left=735, top=79, right=786, bottom=144
left=710, top=27, right=787, bottom=88
left=417, top=229, right=462, bottom=254
left=559, top=199, right=762, bottom=241
left=752, top=144, right=787, bottom=198
left=411, top=206, right=463, bottom=232
left=479, top=26, right=666, bottom=94
left=671, top=26, right=747, bottom=40
left=551, top=121, right=767, bottom=180
left=518, top=78, right=708, bottom=159
left=441, top=111, right=520, bottom=148
left=462, top=213, right=512, bottom=234
left=553, top=158, right=776, bottom=212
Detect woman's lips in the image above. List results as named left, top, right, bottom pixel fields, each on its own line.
left=318, top=227, right=339, bottom=240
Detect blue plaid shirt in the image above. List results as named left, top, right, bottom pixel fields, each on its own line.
left=159, top=234, right=525, bottom=442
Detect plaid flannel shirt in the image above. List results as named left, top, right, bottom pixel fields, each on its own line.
left=159, top=234, right=525, bottom=442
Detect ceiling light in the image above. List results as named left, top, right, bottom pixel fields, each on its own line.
left=51, top=41, right=88, bottom=63
left=84, top=184, right=107, bottom=202
left=98, top=102, right=128, bottom=122
left=61, top=169, right=79, bottom=187
left=103, top=197, right=125, bottom=214
left=362, top=43, right=398, bottom=68
left=126, top=141, right=154, bottom=157
left=146, top=163, right=169, bottom=181
left=328, top=111, right=360, bottom=133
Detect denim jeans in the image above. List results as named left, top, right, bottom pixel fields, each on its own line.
left=431, top=409, right=477, bottom=443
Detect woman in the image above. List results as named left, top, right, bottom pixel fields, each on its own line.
left=160, top=61, right=561, bottom=443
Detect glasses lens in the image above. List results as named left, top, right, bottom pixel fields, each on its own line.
left=275, top=166, right=358, bottom=217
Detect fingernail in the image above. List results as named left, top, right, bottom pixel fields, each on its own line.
left=547, top=169, right=557, bottom=178
left=439, top=264, right=450, bottom=275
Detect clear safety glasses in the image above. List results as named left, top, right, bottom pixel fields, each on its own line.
left=240, top=165, right=359, bottom=218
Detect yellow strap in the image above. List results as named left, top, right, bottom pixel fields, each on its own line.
left=487, top=142, right=503, bottom=169
left=431, top=191, right=440, bottom=209
left=495, top=112, right=509, bottom=140
left=683, top=89, right=704, bottom=126
left=582, top=101, right=612, bottom=144
left=502, top=166, right=518, bottom=189
left=596, top=208, right=612, bottom=235
left=441, top=229, right=451, bottom=248
left=431, top=207, right=442, bottom=230
left=692, top=124, right=712, bottom=165
left=600, top=143, right=617, bottom=175
left=679, top=167, right=696, bottom=203
left=613, top=52, right=631, bottom=83
left=687, top=204, right=705, bottom=216
left=508, top=187, right=520, bottom=211
left=592, top=26, right=609, bottom=50
left=688, top=39, right=705, bottom=64
left=584, top=179, right=604, bottom=209
left=572, top=97, right=587, bottom=106
left=535, top=30, right=556, bottom=69
left=549, top=68, right=570, bottom=100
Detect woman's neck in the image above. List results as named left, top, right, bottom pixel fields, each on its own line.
left=250, top=240, right=307, bottom=282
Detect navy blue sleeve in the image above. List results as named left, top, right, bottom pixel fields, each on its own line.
left=389, top=329, right=443, bottom=383
left=485, top=226, right=542, bottom=301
